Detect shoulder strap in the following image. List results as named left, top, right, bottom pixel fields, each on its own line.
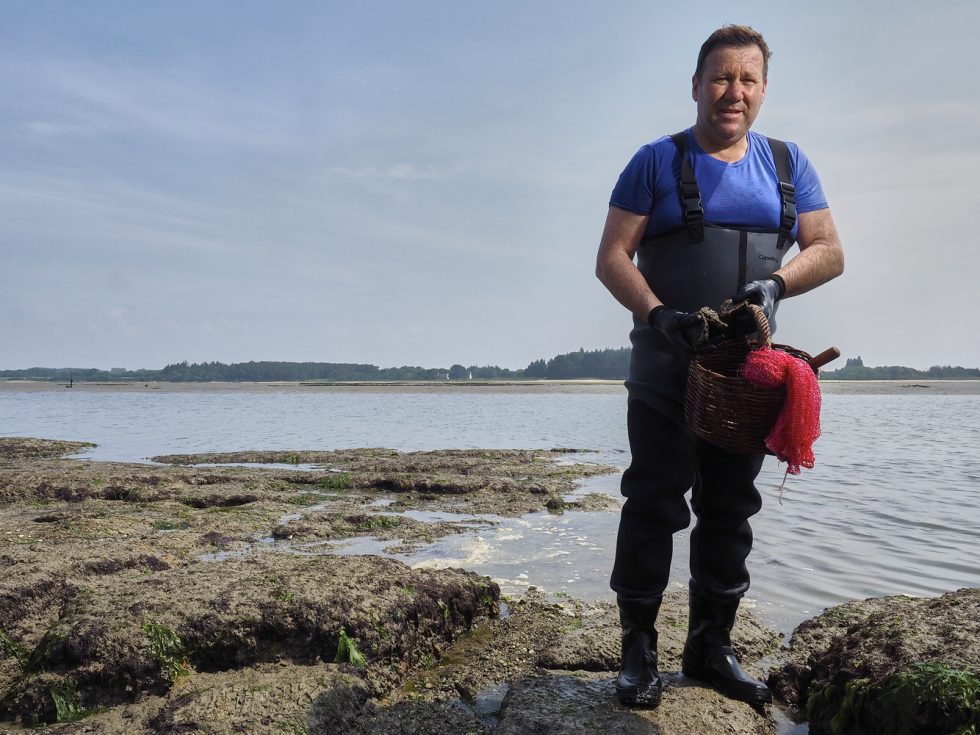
left=767, top=137, right=796, bottom=250
left=670, top=131, right=704, bottom=242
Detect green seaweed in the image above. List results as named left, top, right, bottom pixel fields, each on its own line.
left=143, top=622, right=190, bottom=682
left=317, top=473, right=351, bottom=490
left=807, top=662, right=980, bottom=735
left=49, top=680, right=86, bottom=723
left=0, top=624, right=93, bottom=725
left=280, top=492, right=326, bottom=506
left=437, top=599, right=451, bottom=623
left=354, top=515, right=400, bottom=530
left=0, top=629, right=26, bottom=665
left=152, top=519, right=190, bottom=531
left=334, top=628, right=367, bottom=668
left=474, top=581, right=497, bottom=611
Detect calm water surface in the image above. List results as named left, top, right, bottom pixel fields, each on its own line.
left=2, top=384, right=978, bottom=638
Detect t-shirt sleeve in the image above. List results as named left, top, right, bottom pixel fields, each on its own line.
left=792, top=144, right=829, bottom=214
left=609, top=145, right=656, bottom=215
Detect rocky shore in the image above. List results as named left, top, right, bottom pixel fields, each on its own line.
left=1, top=438, right=976, bottom=734
left=769, top=588, right=979, bottom=734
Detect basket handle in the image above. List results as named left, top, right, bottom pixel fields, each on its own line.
left=746, top=304, right=772, bottom=347
left=808, top=347, right=841, bottom=370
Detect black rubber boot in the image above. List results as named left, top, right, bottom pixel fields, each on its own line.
left=681, top=590, right=772, bottom=706
left=615, top=596, right=663, bottom=707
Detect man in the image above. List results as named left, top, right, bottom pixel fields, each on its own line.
left=594, top=25, right=844, bottom=709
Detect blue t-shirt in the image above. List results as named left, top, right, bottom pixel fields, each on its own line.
left=609, top=128, right=828, bottom=241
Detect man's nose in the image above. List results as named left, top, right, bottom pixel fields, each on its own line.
left=723, top=82, right=744, bottom=101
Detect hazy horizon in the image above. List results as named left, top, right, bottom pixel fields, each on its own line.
left=4, top=351, right=978, bottom=375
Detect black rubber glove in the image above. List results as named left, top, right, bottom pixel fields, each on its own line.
left=731, top=275, right=785, bottom=321
left=647, top=306, right=705, bottom=353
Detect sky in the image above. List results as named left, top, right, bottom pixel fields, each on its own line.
left=2, top=0, right=978, bottom=372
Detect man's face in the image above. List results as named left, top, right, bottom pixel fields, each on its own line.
left=692, top=44, right=767, bottom=148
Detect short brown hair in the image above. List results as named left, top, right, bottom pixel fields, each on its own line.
left=695, top=25, right=771, bottom=79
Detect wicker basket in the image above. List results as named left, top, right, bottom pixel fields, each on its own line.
left=684, top=305, right=813, bottom=454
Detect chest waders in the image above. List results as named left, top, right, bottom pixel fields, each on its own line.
left=627, top=132, right=798, bottom=401
left=615, top=133, right=795, bottom=709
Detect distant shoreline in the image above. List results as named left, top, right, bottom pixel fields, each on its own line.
left=3, top=379, right=980, bottom=395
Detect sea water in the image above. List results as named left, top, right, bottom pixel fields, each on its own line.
left=2, top=382, right=978, bottom=636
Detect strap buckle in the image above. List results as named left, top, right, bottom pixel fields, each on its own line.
left=777, top=182, right=797, bottom=250
left=680, top=179, right=704, bottom=241
left=683, top=198, right=704, bottom=241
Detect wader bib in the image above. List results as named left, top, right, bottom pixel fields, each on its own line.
left=627, top=132, right=798, bottom=405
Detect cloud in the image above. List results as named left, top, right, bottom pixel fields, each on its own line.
left=21, top=119, right=114, bottom=138
left=0, top=170, right=270, bottom=260
left=6, top=56, right=297, bottom=153
left=327, top=162, right=460, bottom=180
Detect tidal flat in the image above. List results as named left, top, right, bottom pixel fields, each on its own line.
left=1, top=438, right=785, bottom=734
left=2, top=438, right=976, bottom=735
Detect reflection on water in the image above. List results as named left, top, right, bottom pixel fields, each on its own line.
left=3, top=387, right=979, bottom=635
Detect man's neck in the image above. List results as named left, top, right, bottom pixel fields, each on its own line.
left=691, top=125, right=750, bottom=163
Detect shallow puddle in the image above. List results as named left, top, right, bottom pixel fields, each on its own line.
left=772, top=704, right=809, bottom=734
left=185, top=461, right=323, bottom=471
left=468, top=681, right=510, bottom=727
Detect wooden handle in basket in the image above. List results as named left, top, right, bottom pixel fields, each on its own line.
left=808, top=347, right=841, bottom=370
left=746, top=304, right=771, bottom=346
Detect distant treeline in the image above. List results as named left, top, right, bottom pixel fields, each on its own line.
left=3, top=351, right=978, bottom=383
left=524, top=348, right=630, bottom=380
left=820, top=357, right=980, bottom=380
left=0, top=361, right=521, bottom=383
left=1, top=349, right=629, bottom=383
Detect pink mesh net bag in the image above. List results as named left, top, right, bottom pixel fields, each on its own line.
left=741, top=346, right=822, bottom=475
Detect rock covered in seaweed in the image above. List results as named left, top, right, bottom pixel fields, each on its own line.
left=770, top=587, right=980, bottom=735
left=0, top=438, right=95, bottom=463
left=0, top=554, right=499, bottom=727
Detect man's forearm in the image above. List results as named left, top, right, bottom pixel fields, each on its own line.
left=596, top=251, right=661, bottom=322
left=776, top=208, right=845, bottom=298
left=775, top=242, right=844, bottom=298
left=595, top=206, right=661, bottom=321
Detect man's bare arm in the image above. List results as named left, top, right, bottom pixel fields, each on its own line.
left=775, top=208, right=845, bottom=298
left=595, top=206, right=661, bottom=321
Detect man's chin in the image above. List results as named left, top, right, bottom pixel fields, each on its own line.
left=710, top=122, right=749, bottom=143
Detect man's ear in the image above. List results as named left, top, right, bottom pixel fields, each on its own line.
left=691, top=75, right=699, bottom=101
